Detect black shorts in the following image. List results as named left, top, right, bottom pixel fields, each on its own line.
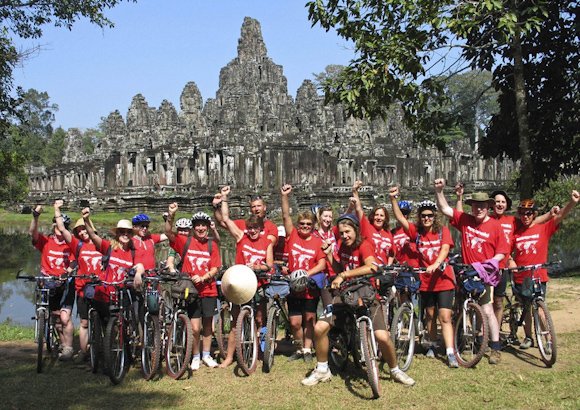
left=421, top=289, right=455, bottom=310
left=287, top=297, right=319, bottom=316
left=76, top=295, right=89, bottom=320
left=493, top=269, right=509, bottom=297
left=49, top=279, right=76, bottom=312
left=187, top=297, right=218, bottom=319
left=319, top=298, right=387, bottom=332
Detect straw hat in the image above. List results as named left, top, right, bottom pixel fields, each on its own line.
left=112, top=219, right=133, bottom=234
left=220, top=264, right=258, bottom=304
left=73, top=218, right=96, bottom=232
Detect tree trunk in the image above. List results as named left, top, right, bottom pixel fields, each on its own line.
left=512, top=30, right=533, bottom=198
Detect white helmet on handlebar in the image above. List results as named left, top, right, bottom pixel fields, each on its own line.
left=289, top=269, right=309, bottom=293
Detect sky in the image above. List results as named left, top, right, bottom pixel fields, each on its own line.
left=11, top=0, right=354, bottom=130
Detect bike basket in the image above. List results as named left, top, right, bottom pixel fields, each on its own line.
left=265, top=280, right=290, bottom=299
left=520, top=277, right=535, bottom=300
left=461, top=270, right=485, bottom=295
left=394, top=271, right=421, bottom=293
left=340, top=282, right=376, bottom=308
left=170, top=278, right=198, bottom=303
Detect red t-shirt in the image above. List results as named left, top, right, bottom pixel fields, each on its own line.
left=33, top=234, right=73, bottom=277
left=285, top=229, right=326, bottom=299
left=170, top=235, right=221, bottom=297
left=132, top=234, right=162, bottom=270
left=360, top=215, right=394, bottom=265
left=313, top=228, right=337, bottom=277
left=95, top=239, right=135, bottom=303
left=68, top=237, right=103, bottom=295
left=391, top=225, right=420, bottom=268
left=492, top=214, right=516, bottom=269
left=512, top=219, right=559, bottom=284
left=236, top=234, right=272, bottom=287
left=450, top=209, right=510, bottom=264
left=336, top=239, right=375, bottom=271
left=407, top=223, right=455, bottom=292
left=234, top=219, right=278, bottom=243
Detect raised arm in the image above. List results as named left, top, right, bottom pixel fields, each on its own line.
left=53, top=200, right=72, bottom=243
left=81, top=207, right=102, bottom=250
left=388, top=186, right=409, bottom=231
left=553, top=190, right=579, bottom=226
left=280, top=184, right=294, bottom=236
left=454, top=182, right=464, bottom=212
left=29, top=205, right=43, bottom=243
left=165, top=202, right=178, bottom=243
left=209, top=220, right=221, bottom=243
left=434, top=178, right=454, bottom=219
left=216, top=188, right=244, bottom=242
left=351, top=180, right=364, bottom=219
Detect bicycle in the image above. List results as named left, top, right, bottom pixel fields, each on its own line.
left=80, top=275, right=106, bottom=374
left=141, top=272, right=164, bottom=380
left=502, top=261, right=559, bottom=367
left=214, top=268, right=232, bottom=361
left=450, top=263, right=489, bottom=368
left=327, top=275, right=382, bottom=399
left=16, top=270, right=71, bottom=373
left=261, top=272, right=291, bottom=373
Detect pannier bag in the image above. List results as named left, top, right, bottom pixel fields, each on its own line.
left=264, top=280, right=290, bottom=299
left=171, top=278, right=198, bottom=303
left=341, top=282, right=377, bottom=308
left=461, top=270, right=486, bottom=296
left=394, top=271, right=421, bottom=294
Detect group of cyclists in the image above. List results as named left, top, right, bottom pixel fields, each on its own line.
left=29, top=179, right=579, bottom=390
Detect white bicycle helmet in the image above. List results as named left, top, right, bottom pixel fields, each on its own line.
left=289, top=269, right=309, bottom=293
left=416, top=200, right=437, bottom=212
left=191, top=211, right=211, bottom=225
left=175, top=218, right=192, bottom=229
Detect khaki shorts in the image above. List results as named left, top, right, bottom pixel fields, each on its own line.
left=479, top=284, right=494, bottom=305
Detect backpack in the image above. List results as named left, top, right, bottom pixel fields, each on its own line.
left=176, top=237, right=213, bottom=271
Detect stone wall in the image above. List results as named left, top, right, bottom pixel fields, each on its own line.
left=27, top=17, right=516, bottom=212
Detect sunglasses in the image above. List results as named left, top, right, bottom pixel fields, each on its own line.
left=420, top=213, right=435, bottom=219
left=136, top=224, right=150, bottom=229
left=518, top=210, right=535, bottom=216
left=117, top=229, right=132, bottom=235
left=299, top=221, right=313, bottom=227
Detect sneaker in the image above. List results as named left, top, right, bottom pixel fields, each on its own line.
left=544, top=343, right=552, bottom=356
left=447, top=353, right=459, bottom=368
left=202, top=356, right=218, bottom=368
left=301, top=368, right=332, bottom=386
left=391, top=370, right=416, bottom=386
left=303, top=352, right=313, bottom=363
left=59, top=346, right=74, bottom=361
left=288, top=351, right=303, bottom=362
left=75, top=350, right=89, bottom=363
left=489, top=350, right=501, bottom=365
left=520, top=337, right=533, bottom=350
left=425, top=347, right=435, bottom=358
left=190, top=357, right=200, bottom=371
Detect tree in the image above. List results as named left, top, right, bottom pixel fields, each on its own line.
left=307, top=0, right=572, bottom=196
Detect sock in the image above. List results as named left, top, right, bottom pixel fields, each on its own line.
left=390, top=366, right=401, bottom=374
left=316, top=361, right=329, bottom=373
left=202, top=351, right=210, bottom=358
left=193, top=354, right=200, bottom=360
left=490, top=341, right=502, bottom=351
left=446, top=347, right=454, bottom=356
left=302, top=348, right=311, bottom=354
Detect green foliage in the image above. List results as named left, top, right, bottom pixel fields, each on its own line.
left=0, top=138, right=28, bottom=204
left=533, top=175, right=580, bottom=211
left=43, top=127, right=66, bottom=167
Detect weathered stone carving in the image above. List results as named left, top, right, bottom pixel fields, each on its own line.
left=27, top=16, right=516, bottom=211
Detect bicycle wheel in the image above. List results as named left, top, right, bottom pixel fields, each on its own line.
left=533, top=300, right=557, bottom=367
left=89, top=309, right=103, bottom=373
left=390, top=304, right=415, bottom=372
left=262, top=306, right=279, bottom=373
left=328, top=328, right=348, bottom=372
left=36, top=313, right=46, bottom=373
left=141, top=314, right=161, bottom=380
left=507, top=301, right=522, bottom=345
left=235, top=308, right=258, bottom=375
left=104, top=315, right=129, bottom=385
left=359, top=321, right=381, bottom=399
left=453, top=302, right=488, bottom=368
left=215, top=304, right=231, bottom=360
left=166, top=313, right=193, bottom=380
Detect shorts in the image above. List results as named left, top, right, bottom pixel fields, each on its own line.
left=479, top=284, right=494, bottom=305
left=513, top=282, right=547, bottom=299
left=421, top=289, right=455, bottom=310
left=319, top=298, right=387, bottom=332
left=49, top=279, right=76, bottom=312
left=76, top=295, right=89, bottom=320
left=287, top=297, right=319, bottom=316
left=493, top=269, right=508, bottom=297
left=187, top=297, right=218, bottom=319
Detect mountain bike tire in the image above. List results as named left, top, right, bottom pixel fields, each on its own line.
left=89, top=309, right=103, bottom=374
left=263, top=305, right=279, bottom=373
left=104, top=315, right=129, bottom=385
left=360, top=321, right=381, bottom=399
left=215, top=304, right=231, bottom=360
left=166, top=313, right=193, bottom=380
left=390, top=304, right=416, bottom=372
left=141, top=314, right=161, bottom=380
left=453, top=302, right=488, bottom=368
left=235, top=308, right=258, bottom=376
left=534, top=300, right=557, bottom=367
left=36, top=314, right=46, bottom=373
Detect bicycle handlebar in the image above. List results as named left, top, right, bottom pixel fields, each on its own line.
left=507, top=261, right=561, bottom=272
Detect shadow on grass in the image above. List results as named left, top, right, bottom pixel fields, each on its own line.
left=333, top=362, right=378, bottom=400
left=502, top=345, right=550, bottom=368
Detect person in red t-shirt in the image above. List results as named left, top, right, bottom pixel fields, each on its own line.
left=509, top=191, right=579, bottom=348
left=390, top=188, right=458, bottom=367
left=435, top=179, right=510, bottom=365
left=281, top=184, right=327, bottom=362
left=213, top=185, right=278, bottom=245
left=302, top=213, right=415, bottom=387
left=130, top=213, right=168, bottom=271
left=54, top=200, right=103, bottom=361
left=351, top=180, right=395, bottom=265
left=391, top=200, right=421, bottom=268
left=213, top=193, right=273, bottom=369
left=30, top=202, right=75, bottom=360
left=165, top=204, right=221, bottom=370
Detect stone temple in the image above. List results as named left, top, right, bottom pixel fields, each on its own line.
left=27, top=17, right=515, bottom=212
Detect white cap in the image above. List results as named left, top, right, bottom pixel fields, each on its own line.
left=220, top=264, right=258, bottom=304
